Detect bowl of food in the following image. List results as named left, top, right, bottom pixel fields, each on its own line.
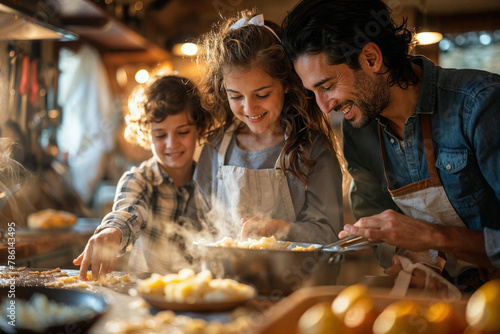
left=0, top=286, right=108, bottom=334
left=194, top=236, right=343, bottom=296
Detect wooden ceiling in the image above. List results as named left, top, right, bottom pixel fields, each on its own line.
left=7, top=0, right=499, bottom=65
left=143, top=0, right=500, bottom=47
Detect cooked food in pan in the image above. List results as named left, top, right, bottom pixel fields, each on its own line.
left=47, top=272, right=131, bottom=289
left=214, top=236, right=315, bottom=251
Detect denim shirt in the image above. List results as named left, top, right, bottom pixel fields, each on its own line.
left=343, top=56, right=500, bottom=268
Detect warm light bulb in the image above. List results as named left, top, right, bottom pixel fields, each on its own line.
left=416, top=31, right=443, bottom=45
left=180, top=43, right=198, bottom=56
left=135, top=69, right=149, bottom=83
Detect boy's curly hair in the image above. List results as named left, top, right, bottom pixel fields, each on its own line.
left=125, top=75, right=211, bottom=149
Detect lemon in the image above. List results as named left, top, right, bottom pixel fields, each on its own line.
left=343, top=298, right=378, bottom=334
left=466, top=279, right=500, bottom=332
left=298, top=301, right=344, bottom=334
left=373, top=299, right=432, bottom=334
left=331, top=283, right=372, bottom=320
left=426, top=301, right=465, bottom=334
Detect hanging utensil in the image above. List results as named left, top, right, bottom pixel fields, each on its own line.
left=18, top=54, right=30, bottom=134
left=30, top=58, right=39, bottom=106
left=7, top=43, right=18, bottom=122
left=28, top=41, right=45, bottom=171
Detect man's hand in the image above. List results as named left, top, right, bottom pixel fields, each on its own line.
left=240, top=217, right=290, bottom=240
left=338, top=209, right=494, bottom=269
left=73, top=227, right=122, bottom=280
left=338, top=209, right=437, bottom=251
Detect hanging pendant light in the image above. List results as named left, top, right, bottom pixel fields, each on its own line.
left=415, top=0, right=443, bottom=45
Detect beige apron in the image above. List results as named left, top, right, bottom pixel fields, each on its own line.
left=213, top=122, right=296, bottom=237
left=378, top=114, right=476, bottom=279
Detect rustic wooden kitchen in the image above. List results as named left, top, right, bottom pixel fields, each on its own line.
left=2, top=0, right=500, bottom=333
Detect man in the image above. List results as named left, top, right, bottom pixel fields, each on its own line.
left=282, top=0, right=500, bottom=290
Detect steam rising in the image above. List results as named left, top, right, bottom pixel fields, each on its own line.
left=0, top=138, right=31, bottom=228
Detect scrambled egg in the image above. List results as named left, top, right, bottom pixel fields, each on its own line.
left=214, top=236, right=315, bottom=251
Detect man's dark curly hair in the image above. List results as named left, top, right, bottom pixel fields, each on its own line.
left=281, top=0, right=418, bottom=88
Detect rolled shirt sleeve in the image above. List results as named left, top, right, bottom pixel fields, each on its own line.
left=95, top=163, right=153, bottom=254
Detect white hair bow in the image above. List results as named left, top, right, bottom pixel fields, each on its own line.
left=228, top=14, right=281, bottom=42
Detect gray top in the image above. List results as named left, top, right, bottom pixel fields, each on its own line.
left=194, top=133, right=343, bottom=245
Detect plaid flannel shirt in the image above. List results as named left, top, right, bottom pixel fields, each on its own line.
left=95, top=158, right=199, bottom=274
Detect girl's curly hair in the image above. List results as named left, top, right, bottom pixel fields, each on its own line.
left=197, top=9, right=341, bottom=186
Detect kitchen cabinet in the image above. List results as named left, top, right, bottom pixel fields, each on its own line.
left=55, top=0, right=170, bottom=65
left=0, top=0, right=170, bottom=66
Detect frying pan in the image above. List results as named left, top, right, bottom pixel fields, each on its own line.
left=0, top=286, right=108, bottom=334
left=194, top=236, right=380, bottom=296
left=194, top=240, right=343, bottom=296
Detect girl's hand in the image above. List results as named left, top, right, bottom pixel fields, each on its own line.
left=240, top=217, right=290, bottom=240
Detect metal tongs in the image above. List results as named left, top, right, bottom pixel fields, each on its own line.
left=319, top=235, right=381, bottom=253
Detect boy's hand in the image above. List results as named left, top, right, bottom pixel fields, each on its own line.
left=74, top=227, right=122, bottom=280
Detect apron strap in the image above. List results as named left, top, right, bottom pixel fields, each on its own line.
left=217, top=122, right=239, bottom=179
left=420, top=114, right=440, bottom=181
left=273, top=132, right=288, bottom=172
left=378, top=114, right=442, bottom=196
left=377, top=123, right=392, bottom=191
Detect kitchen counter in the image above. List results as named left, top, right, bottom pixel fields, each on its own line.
left=0, top=266, right=470, bottom=334
left=0, top=218, right=100, bottom=267
left=0, top=266, right=276, bottom=333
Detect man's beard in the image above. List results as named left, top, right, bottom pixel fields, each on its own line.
left=349, top=69, right=390, bottom=128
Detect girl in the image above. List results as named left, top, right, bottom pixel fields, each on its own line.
left=195, top=10, right=343, bottom=244
left=75, top=75, right=212, bottom=278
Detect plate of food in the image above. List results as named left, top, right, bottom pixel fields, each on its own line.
left=132, top=269, right=256, bottom=312
left=0, top=286, right=108, bottom=334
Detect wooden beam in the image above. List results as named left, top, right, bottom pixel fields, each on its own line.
left=434, top=11, right=500, bottom=34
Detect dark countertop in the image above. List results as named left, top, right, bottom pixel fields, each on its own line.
left=0, top=218, right=100, bottom=264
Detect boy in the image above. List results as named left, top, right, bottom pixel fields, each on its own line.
left=75, top=75, right=211, bottom=279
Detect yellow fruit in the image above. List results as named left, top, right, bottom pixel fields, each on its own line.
left=343, top=298, right=378, bottom=334
left=298, top=301, right=344, bottom=334
left=373, top=299, right=431, bottom=334
left=331, top=283, right=372, bottom=320
left=426, top=301, right=466, bottom=334
left=466, top=279, right=500, bottom=332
